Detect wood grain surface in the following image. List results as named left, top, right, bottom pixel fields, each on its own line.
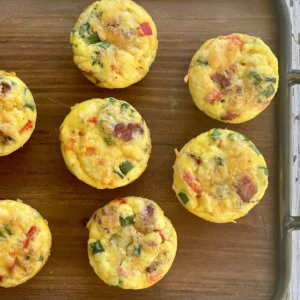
left=0, top=1, right=280, bottom=299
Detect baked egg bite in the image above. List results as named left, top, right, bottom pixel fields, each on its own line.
left=185, top=33, right=278, bottom=123
left=59, top=98, right=151, bottom=189
left=70, top=0, right=158, bottom=89
left=0, top=71, right=37, bottom=156
left=87, top=196, right=177, bottom=289
left=173, top=129, right=268, bottom=223
left=0, top=200, right=52, bottom=288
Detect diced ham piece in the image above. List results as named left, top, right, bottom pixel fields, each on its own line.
left=210, top=73, right=231, bottom=89
left=113, top=123, right=144, bottom=142
left=221, top=112, right=240, bottom=121
left=146, top=205, right=155, bottom=216
left=187, top=153, right=201, bottom=164
left=236, top=84, right=244, bottom=95
left=236, top=174, right=258, bottom=203
left=183, top=171, right=201, bottom=195
left=146, top=261, right=159, bottom=273
left=0, top=82, right=11, bottom=95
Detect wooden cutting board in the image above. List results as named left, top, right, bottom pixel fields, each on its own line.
left=0, top=0, right=279, bottom=299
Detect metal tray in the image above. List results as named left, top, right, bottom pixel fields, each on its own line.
left=0, top=0, right=298, bottom=299
left=273, top=0, right=300, bottom=299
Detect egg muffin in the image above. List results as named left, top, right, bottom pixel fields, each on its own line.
left=0, top=200, right=52, bottom=288
left=173, top=129, right=268, bottom=223
left=70, top=0, right=158, bottom=89
left=185, top=33, right=278, bottom=123
left=0, top=71, right=37, bottom=156
left=87, top=196, right=177, bottom=289
left=60, top=98, right=151, bottom=189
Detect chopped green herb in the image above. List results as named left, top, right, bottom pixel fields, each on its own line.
left=119, top=214, right=135, bottom=227
left=228, top=133, right=249, bottom=142
left=79, top=23, right=90, bottom=37
left=240, top=134, right=250, bottom=141
left=214, top=157, right=224, bottom=166
left=228, top=133, right=240, bottom=142
left=144, top=144, right=151, bottom=152
left=264, top=76, right=277, bottom=83
left=114, top=170, right=124, bottom=179
left=261, top=84, right=275, bottom=98
left=248, top=72, right=262, bottom=85
left=235, top=201, right=243, bottom=210
left=86, top=32, right=101, bottom=44
left=258, top=166, right=269, bottom=176
left=250, top=144, right=260, bottom=155
left=99, top=41, right=111, bottom=49
left=119, top=161, right=133, bottom=175
left=209, top=129, right=221, bottom=141
left=90, top=240, right=105, bottom=255
left=108, top=97, right=116, bottom=104
left=196, top=58, right=209, bottom=66
left=104, top=137, right=113, bottom=146
left=111, top=278, right=123, bottom=288
left=178, top=192, right=189, bottom=204
left=24, top=102, right=35, bottom=111
left=97, top=11, right=104, bottom=20
left=0, top=227, right=12, bottom=239
left=121, top=103, right=129, bottom=110
left=133, top=244, right=143, bottom=256
left=38, top=255, right=44, bottom=262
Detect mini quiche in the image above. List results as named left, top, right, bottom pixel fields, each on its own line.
left=87, top=196, right=177, bottom=289
left=59, top=98, right=151, bottom=189
left=70, top=0, right=158, bottom=89
left=185, top=33, right=278, bottom=123
left=0, top=71, right=37, bottom=156
left=173, top=129, right=268, bottom=223
left=0, top=200, right=52, bottom=288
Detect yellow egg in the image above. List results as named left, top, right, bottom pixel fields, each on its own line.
left=70, top=0, right=158, bottom=89
left=173, top=129, right=268, bottom=223
left=0, top=200, right=52, bottom=288
left=0, top=71, right=37, bottom=156
left=59, top=98, right=151, bottom=189
left=87, top=196, right=177, bottom=289
left=186, top=33, right=278, bottom=123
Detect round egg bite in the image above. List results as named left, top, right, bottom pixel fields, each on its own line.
left=87, top=196, right=177, bottom=289
left=0, top=71, right=37, bottom=156
left=173, top=129, right=268, bottom=223
left=185, top=33, right=278, bottom=123
left=0, top=200, right=52, bottom=288
left=70, top=0, right=158, bottom=89
left=59, top=98, right=151, bottom=189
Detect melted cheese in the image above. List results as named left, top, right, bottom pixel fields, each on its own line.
left=87, top=197, right=177, bottom=289
left=173, top=129, right=268, bottom=223
left=0, top=71, right=37, bottom=156
left=70, top=0, right=158, bottom=89
left=186, top=33, right=278, bottom=123
left=0, top=200, right=51, bottom=288
left=60, top=98, right=151, bottom=189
